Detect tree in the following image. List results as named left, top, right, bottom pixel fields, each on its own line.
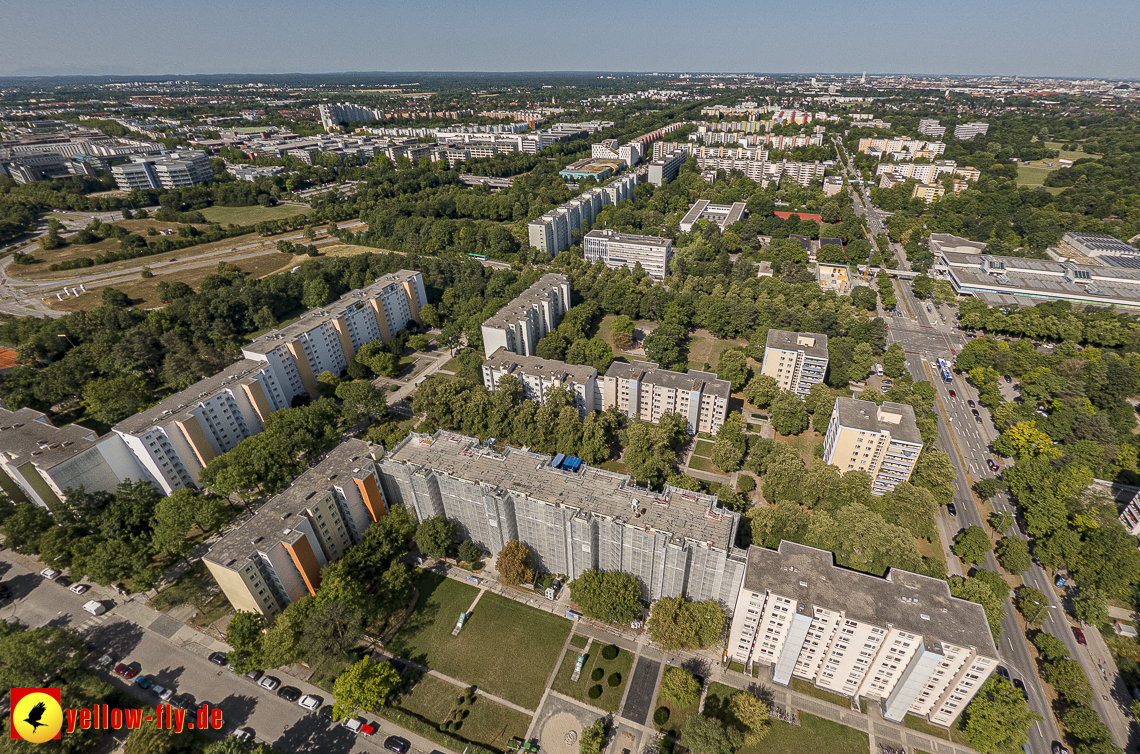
left=911, top=450, right=956, bottom=505
left=225, top=612, right=266, bottom=671
left=743, top=375, right=779, bottom=408
left=497, top=540, right=535, bottom=586
left=953, top=526, right=992, bottom=564
left=680, top=714, right=743, bottom=754
left=882, top=343, right=907, bottom=378
left=644, top=324, right=687, bottom=370
left=660, top=666, right=702, bottom=707
left=729, top=691, right=770, bottom=745
left=770, top=391, right=808, bottom=435
left=579, top=717, right=609, bottom=754
left=458, top=540, right=481, bottom=564
left=335, top=380, right=387, bottom=424
left=1045, top=658, right=1093, bottom=707
left=124, top=711, right=202, bottom=754
left=302, top=600, right=363, bottom=667
left=1033, top=631, right=1069, bottom=662
left=993, top=421, right=1061, bottom=460
left=1014, top=586, right=1049, bottom=627
left=407, top=334, right=432, bottom=352
left=949, top=575, right=1006, bottom=640
left=1073, top=585, right=1110, bottom=629
left=0, top=622, right=86, bottom=689
left=81, top=374, right=153, bottom=423
left=995, top=537, right=1031, bottom=574
left=803, top=382, right=835, bottom=419
left=712, top=438, right=743, bottom=473
left=317, top=370, right=341, bottom=398
left=569, top=569, right=642, bottom=625
left=332, top=658, right=400, bottom=720
left=715, top=350, right=751, bottom=392
left=611, top=315, right=635, bottom=350
left=102, top=287, right=130, bottom=308
left=959, top=677, right=1041, bottom=754
left=415, top=515, right=458, bottom=559
left=647, top=597, right=725, bottom=650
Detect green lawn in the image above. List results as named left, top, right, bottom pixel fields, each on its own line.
left=653, top=672, right=703, bottom=739
left=1016, top=166, right=1054, bottom=187
left=198, top=204, right=310, bottom=225
left=687, top=334, right=746, bottom=372
left=151, top=560, right=232, bottom=626
left=599, top=460, right=630, bottom=474
left=687, top=456, right=720, bottom=473
left=395, top=674, right=531, bottom=750
left=705, top=683, right=869, bottom=754
left=440, top=356, right=464, bottom=374
left=776, top=428, right=823, bottom=464
left=692, top=440, right=715, bottom=458
left=389, top=572, right=570, bottom=709
left=569, top=634, right=589, bottom=649
left=551, top=644, right=634, bottom=713
left=790, top=677, right=853, bottom=709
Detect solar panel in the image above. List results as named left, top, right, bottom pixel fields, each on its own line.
left=1100, top=255, right=1140, bottom=270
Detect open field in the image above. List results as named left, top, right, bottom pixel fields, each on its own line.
left=776, top=428, right=823, bottom=464
left=1016, top=147, right=1097, bottom=187
left=395, top=674, right=531, bottom=750
left=314, top=242, right=401, bottom=260
left=687, top=456, right=719, bottom=473
left=198, top=204, right=310, bottom=225
left=687, top=332, right=746, bottom=372
left=389, top=571, right=570, bottom=709
left=48, top=252, right=296, bottom=311
left=692, top=440, right=715, bottom=458
left=550, top=643, right=633, bottom=713
left=705, top=682, right=870, bottom=754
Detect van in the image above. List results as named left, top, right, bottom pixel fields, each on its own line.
left=83, top=600, right=107, bottom=616
left=874, top=363, right=883, bottom=376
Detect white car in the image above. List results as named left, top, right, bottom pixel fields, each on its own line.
left=69, top=583, right=90, bottom=595
left=40, top=568, right=60, bottom=580
left=98, top=654, right=114, bottom=668
left=152, top=685, right=175, bottom=701
left=341, top=718, right=364, bottom=734
left=298, top=694, right=322, bottom=711
left=231, top=727, right=255, bottom=741
left=257, top=676, right=280, bottom=691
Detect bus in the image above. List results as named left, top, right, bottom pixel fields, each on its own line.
left=467, top=253, right=487, bottom=260
left=937, top=358, right=953, bottom=384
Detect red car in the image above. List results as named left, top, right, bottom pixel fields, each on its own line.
left=360, top=722, right=377, bottom=736
left=949, top=390, right=956, bottom=398
left=1072, top=626, right=1087, bottom=646
left=114, top=663, right=139, bottom=679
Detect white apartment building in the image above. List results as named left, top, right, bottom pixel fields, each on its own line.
left=953, top=122, right=990, bottom=140
left=111, top=150, right=213, bottom=190
left=876, top=160, right=958, bottom=184
left=823, top=175, right=844, bottom=197
left=482, top=348, right=599, bottom=416
left=679, top=200, right=747, bottom=233
left=591, top=138, right=643, bottom=166
left=726, top=542, right=997, bottom=727
left=528, top=174, right=641, bottom=256
left=583, top=229, right=673, bottom=280
left=648, top=151, right=687, bottom=186
left=603, top=361, right=730, bottom=435
left=822, top=398, right=922, bottom=496
left=480, top=273, right=572, bottom=359
left=760, top=330, right=829, bottom=396
left=857, top=138, right=945, bottom=156
left=917, top=119, right=946, bottom=139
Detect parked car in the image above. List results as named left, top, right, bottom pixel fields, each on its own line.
left=39, top=568, right=60, bottom=580
left=83, top=600, right=107, bottom=616
left=972, top=408, right=980, bottom=416
left=1072, top=626, right=1087, bottom=646
left=968, top=399, right=976, bottom=408
left=1005, top=375, right=1012, bottom=383
left=114, top=663, right=139, bottom=679
left=385, top=736, right=411, bottom=754
left=1012, top=678, right=1027, bottom=698
left=996, top=665, right=1010, bottom=681
left=208, top=652, right=228, bottom=666
left=153, top=685, right=174, bottom=701
left=257, top=676, right=281, bottom=691
left=277, top=686, right=302, bottom=702
left=1052, top=742, right=1069, bottom=754
left=243, top=669, right=263, bottom=682
left=69, top=583, right=90, bottom=595
left=298, top=695, right=322, bottom=711
left=97, top=654, right=114, bottom=669
left=319, top=705, right=335, bottom=722
left=232, top=728, right=255, bottom=741
left=342, top=718, right=364, bottom=734
left=172, top=694, right=195, bottom=711
left=56, top=576, right=71, bottom=587
left=988, top=460, right=1000, bottom=472
left=134, top=675, right=153, bottom=690
left=947, top=503, right=957, bottom=517
left=361, top=722, right=378, bottom=735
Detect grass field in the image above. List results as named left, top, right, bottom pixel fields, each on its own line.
left=776, top=429, right=823, bottom=464
left=389, top=572, right=570, bottom=709
left=653, top=671, right=703, bottom=739
left=550, top=644, right=633, bottom=713
left=692, top=440, right=715, bottom=458
left=395, top=674, right=531, bottom=750
left=705, top=683, right=870, bottom=754
left=598, top=460, right=630, bottom=475
left=151, top=561, right=232, bottom=628
left=687, top=456, right=721, bottom=473
left=198, top=204, right=310, bottom=225
left=687, top=333, right=746, bottom=372
left=1016, top=147, right=1098, bottom=188
left=569, top=634, right=588, bottom=649
left=314, top=242, right=400, bottom=260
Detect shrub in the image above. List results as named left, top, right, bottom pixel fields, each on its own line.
left=448, top=721, right=458, bottom=732
left=465, top=696, right=475, bottom=705
left=588, top=685, right=603, bottom=699
left=456, top=696, right=465, bottom=705
left=660, top=736, right=673, bottom=754
left=601, top=644, right=619, bottom=661
left=591, top=668, right=604, bottom=682
left=466, top=686, right=477, bottom=695
left=653, top=707, right=670, bottom=726
left=608, top=673, right=622, bottom=687
left=460, top=709, right=469, bottom=719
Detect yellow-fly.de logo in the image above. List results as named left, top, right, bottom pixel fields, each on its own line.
left=10, top=688, right=63, bottom=742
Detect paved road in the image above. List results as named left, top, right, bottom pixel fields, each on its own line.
left=0, top=550, right=450, bottom=754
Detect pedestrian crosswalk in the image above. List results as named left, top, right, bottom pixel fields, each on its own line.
left=77, top=613, right=109, bottom=634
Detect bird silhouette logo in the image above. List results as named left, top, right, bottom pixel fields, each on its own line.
left=10, top=688, right=63, bottom=742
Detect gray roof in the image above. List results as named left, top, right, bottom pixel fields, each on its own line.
left=765, top=329, right=830, bottom=359
left=833, top=397, right=922, bottom=446
left=204, top=439, right=377, bottom=568
left=113, top=359, right=267, bottom=436
left=929, top=233, right=988, bottom=254
left=1063, top=232, right=1138, bottom=256
left=583, top=229, right=671, bottom=249
left=744, top=541, right=996, bottom=653
left=482, top=273, right=569, bottom=330
left=605, top=360, right=730, bottom=399
left=483, top=348, right=597, bottom=384
left=0, top=408, right=100, bottom=471
left=387, top=430, right=737, bottom=547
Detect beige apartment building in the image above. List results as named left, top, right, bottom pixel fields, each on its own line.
left=602, top=361, right=730, bottom=434
left=822, top=398, right=922, bottom=496
left=726, top=542, right=997, bottom=727
left=481, top=347, right=600, bottom=416
left=760, top=330, right=829, bottom=396
left=203, top=440, right=388, bottom=616
left=480, top=273, right=572, bottom=359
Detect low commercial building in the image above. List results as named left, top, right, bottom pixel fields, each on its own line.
left=203, top=440, right=389, bottom=615
left=378, top=430, right=747, bottom=605
left=481, top=348, right=599, bottom=416
left=822, top=398, right=922, bottom=496
left=648, top=151, right=687, bottom=186
left=480, top=273, right=572, bottom=359
left=726, top=541, right=997, bottom=727
left=111, top=150, right=213, bottom=190
left=583, top=229, right=673, bottom=280
left=0, top=408, right=141, bottom=509
left=678, top=200, right=747, bottom=233
left=817, top=263, right=852, bottom=294
left=760, top=330, right=829, bottom=396
left=602, top=361, right=730, bottom=435
left=559, top=158, right=623, bottom=181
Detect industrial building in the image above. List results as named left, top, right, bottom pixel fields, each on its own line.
left=480, top=273, right=572, bottom=359
left=760, top=330, right=830, bottom=396
left=602, top=361, right=730, bottom=435
left=583, top=229, right=673, bottom=280
left=822, top=398, right=922, bottom=496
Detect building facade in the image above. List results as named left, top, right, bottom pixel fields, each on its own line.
left=953, top=122, right=990, bottom=140
left=822, top=398, right=922, bottom=496
left=111, top=150, right=213, bottom=190
left=527, top=174, right=642, bottom=256
left=648, top=151, right=687, bottom=186
left=760, top=330, right=829, bottom=396
left=378, top=431, right=747, bottom=605
left=583, top=229, right=673, bottom=280
left=203, top=440, right=389, bottom=615
left=678, top=200, right=747, bottom=233
left=480, top=273, right=572, bottom=359
left=726, top=542, right=996, bottom=727
left=481, top=348, right=599, bottom=416
left=602, top=361, right=730, bottom=435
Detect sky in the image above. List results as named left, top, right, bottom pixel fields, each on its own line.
left=1, top=0, right=1137, bottom=79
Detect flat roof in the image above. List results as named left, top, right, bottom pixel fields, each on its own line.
left=833, top=397, right=922, bottom=446
left=0, top=408, right=100, bottom=471
left=604, top=360, right=730, bottom=399
left=387, top=430, right=737, bottom=547
left=1062, top=232, right=1138, bottom=256
left=765, top=329, right=830, bottom=358
left=583, top=229, right=671, bottom=249
left=483, top=347, right=597, bottom=383
left=204, top=439, right=377, bottom=568
left=744, top=541, right=995, bottom=652
left=482, top=273, right=568, bottom=329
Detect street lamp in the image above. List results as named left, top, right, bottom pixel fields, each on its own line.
left=57, top=333, right=75, bottom=348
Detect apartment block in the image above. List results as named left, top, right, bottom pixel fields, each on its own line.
left=953, top=122, right=990, bottom=140
left=203, top=440, right=389, bottom=615
left=822, top=398, right=922, bottom=496
left=917, top=119, right=946, bottom=139
left=823, top=175, right=844, bottom=197
left=679, top=200, right=747, bottom=233
left=0, top=408, right=142, bottom=509
left=591, top=138, right=643, bottom=167
left=602, top=361, right=730, bottom=435
left=480, top=273, right=572, bottom=359
left=857, top=138, right=945, bottom=156
left=111, top=150, right=213, bottom=190
left=583, top=229, right=673, bottom=280
left=760, top=330, right=829, bottom=396
left=378, top=430, right=747, bottom=605
left=528, top=174, right=642, bottom=256
left=911, top=182, right=945, bottom=203
left=482, top=348, right=599, bottom=416
left=648, top=151, right=687, bottom=186
left=726, top=542, right=996, bottom=727
left=876, top=160, right=958, bottom=184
